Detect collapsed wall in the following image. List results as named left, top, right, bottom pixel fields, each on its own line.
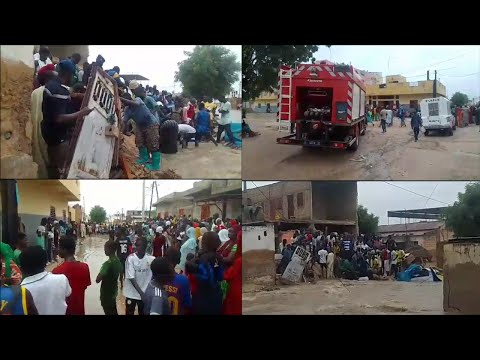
left=0, top=45, right=38, bottom=178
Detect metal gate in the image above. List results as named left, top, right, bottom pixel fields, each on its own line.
left=64, top=67, right=121, bottom=178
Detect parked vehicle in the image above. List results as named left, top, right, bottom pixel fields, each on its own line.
left=276, top=60, right=367, bottom=151
left=420, top=97, right=456, bottom=136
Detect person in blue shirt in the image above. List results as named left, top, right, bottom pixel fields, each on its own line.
left=121, top=89, right=161, bottom=171
left=411, top=109, right=423, bottom=142
left=194, top=103, right=218, bottom=146
left=164, top=247, right=192, bottom=315
left=107, top=66, right=128, bottom=90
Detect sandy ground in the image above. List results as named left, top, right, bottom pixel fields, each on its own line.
left=121, top=110, right=241, bottom=179
left=242, top=279, right=444, bottom=315
left=242, top=113, right=480, bottom=180
left=48, top=235, right=127, bottom=315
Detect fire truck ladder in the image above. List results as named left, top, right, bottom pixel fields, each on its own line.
left=278, top=68, right=292, bottom=132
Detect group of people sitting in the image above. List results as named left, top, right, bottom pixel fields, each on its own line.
left=278, top=230, right=407, bottom=282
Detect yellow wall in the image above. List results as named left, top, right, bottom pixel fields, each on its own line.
left=59, top=180, right=81, bottom=200
left=17, top=180, right=80, bottom=218
left=367, top=80, right=446, bottom=97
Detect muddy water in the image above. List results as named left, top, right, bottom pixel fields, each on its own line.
left=242, top=279, right=444, bottom=315
left=242, top=113, right=480, bottom=181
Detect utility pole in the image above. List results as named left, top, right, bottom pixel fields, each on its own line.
left=433, top=70, right=437, bottom=98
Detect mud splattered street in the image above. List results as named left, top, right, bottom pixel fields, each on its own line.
left=242, top=113, right=480, bottom=180
left=122, top=110, right=241, bottom=179
left=48, top=235, right=125, bottom=315
left=242, top=280, right=444, bottom=315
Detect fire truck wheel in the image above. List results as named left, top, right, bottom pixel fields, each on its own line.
left=348, top=127, right=359, bottom=151
left=448, top=128, right=453, bottom=136
left=360, top=122, right=366, bottom=136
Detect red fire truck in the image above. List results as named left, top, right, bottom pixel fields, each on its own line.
left=276, top=60, right=367, bottom=151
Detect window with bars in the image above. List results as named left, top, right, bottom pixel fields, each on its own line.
left=50, top=206, right=56, bottom=218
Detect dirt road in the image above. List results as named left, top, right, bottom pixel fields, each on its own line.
left=242, top=113, right=480, bottom=180
left=242, top=280, right=444, bottom=315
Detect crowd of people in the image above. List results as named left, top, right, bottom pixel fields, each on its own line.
left=0, top=213, right=242, bottom=315
left=278, top=230, right=409, bottom=282
left=366, top=105, right=423, bottom=140
left=30, top=46, right=241, bottom=178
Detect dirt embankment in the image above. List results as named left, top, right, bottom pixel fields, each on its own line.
left=0, top=58, right=38, bottom=178
left=243, top=249, right=276, bottom=283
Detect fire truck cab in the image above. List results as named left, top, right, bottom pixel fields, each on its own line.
left=276, top=60, right=367, bottom=151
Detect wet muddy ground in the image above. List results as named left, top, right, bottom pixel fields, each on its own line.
left=122, top=111, right=241, bottom=179
left=48, top=235, right=126, bottom=315
left=242, top=113, right=480, bottom=180
left=242, top=279, right=444, bottom=315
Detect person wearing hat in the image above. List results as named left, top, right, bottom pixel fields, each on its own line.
left=121, top=86, right=161, bottom=171
left=42, top=59, right=94, bottom=178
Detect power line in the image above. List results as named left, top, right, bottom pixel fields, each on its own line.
left=441, top=72, right=480, bottom=78
left=399, top=49, right=476, bottom=76
left=383, top=182, right=450, bottom=205
left=424, top=183, right=439, bottom=208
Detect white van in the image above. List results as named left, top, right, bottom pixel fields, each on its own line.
left=420, top=97, right=456, bottom=136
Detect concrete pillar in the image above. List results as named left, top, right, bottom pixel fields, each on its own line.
left=1, top=45, right=38, bottom=179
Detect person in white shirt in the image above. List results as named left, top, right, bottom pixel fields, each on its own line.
left=20, top=245, right=71, bottom=315
left=33, top=47, right=53, bottom=75
left=123, top=237, right=155, bottom=315
left=217, top=96, right=240, bottom=148
left=317, top=247, right=329, bottom=279
left=178, top=124, right=197, bottom=149
left=326, top=251, right=335, bottom=278
left=390, top=248, right=398, bottom=277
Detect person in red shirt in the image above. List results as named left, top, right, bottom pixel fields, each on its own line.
left=223, top=231, right=242, bottom=315
left=52, top=234, right=91, bottom=315
left=153, top=227, right=166, bottom=258
left=187, top=99, right=196, bottom=121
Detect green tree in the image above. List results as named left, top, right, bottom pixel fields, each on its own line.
left=175, top=46, right=240, bottom=99
left=444, top=182, right=480, bottom=237
left=89, top=205, right=107, bottom=224
left=450, top=92, right=469, bottom=107
left=242, top=45, right=320, bottom=101
left=357, top=205, right=379, bottom=235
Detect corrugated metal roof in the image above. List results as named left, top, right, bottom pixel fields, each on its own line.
left=378, top=221, right=444, bottom=234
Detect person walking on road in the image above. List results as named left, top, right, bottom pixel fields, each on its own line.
left=96, top=240, right=123, bottom=315
left=399, top=107, right=406, bottom=127
left=317, top=247, right=328, bottom=279
left=411, top=109, right=423, bottom=142
left=380, top=107, right=388, bottom=133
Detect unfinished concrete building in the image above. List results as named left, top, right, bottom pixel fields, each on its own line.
left=244, top=181, right=358, bottom=234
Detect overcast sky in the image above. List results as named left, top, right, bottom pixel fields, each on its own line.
left=71, top=180, right=199, bottom=217
left=313, top=45, right=480, bottom=99
left=88, top=45, right=241, bottom=94
left=245, top=181, right=472, bottom=225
